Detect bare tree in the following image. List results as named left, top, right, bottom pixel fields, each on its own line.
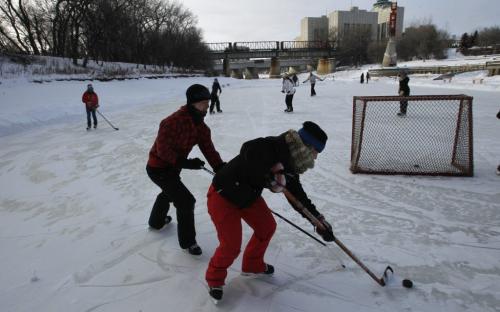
left=398, top=23, right=449, bottom=61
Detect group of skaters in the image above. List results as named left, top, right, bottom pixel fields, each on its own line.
left=281, top=71, right=325, bottom=113
left=79, top=71, right=499, bottom=303
left=145, top=83, right=333, bottom=302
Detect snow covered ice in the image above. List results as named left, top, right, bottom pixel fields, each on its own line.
left=1, top=63, right=500, bottom=311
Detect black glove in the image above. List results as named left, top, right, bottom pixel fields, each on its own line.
left=214, top=162, right=226, bottom=173
left=180, top=158, right=205, bottom=170
left=315, top=215, right=335, bottom=242
left=497, top=110, right=500, bottom=119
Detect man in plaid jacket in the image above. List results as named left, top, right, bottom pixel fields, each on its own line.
left=147, top=84, right=225, bottom=255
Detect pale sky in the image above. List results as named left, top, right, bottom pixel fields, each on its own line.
left=179, top=0, right=500, bottom=42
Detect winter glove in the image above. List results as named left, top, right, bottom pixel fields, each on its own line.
left=268, top=163, right=286, bottom=193
left=315, top=215, right=335, bottom=242
left=180, top=157, right=205, bottom=170
left=214, top=162, right=226, bottom=173
left=497, top=110, right=500, bottom=119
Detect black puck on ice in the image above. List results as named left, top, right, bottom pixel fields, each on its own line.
left=402, top=279, right=413, bottom=288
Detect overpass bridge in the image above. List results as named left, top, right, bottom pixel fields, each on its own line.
left=206, top=41, right=337, bottom=79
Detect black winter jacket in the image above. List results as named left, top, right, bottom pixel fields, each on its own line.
left=212, top=133, right=321, bottom=219
left=211, top=81, right=222, bottom=96
left=399, top=76, right=410, bottom=95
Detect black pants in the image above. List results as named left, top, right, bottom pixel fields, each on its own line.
left=399, top=91, right=410, bottom=114
left=210, top=94, right=221, bottom=112
left=86, top=108, right=97, bottom=128
left=285, top=94, right=294, bottom=111
left=146, top=166, right=197, bottom=249
left=310, top=83, right=316, bottom=96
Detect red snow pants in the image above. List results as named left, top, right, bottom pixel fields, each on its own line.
left=205, top=185, right=277, bottom=287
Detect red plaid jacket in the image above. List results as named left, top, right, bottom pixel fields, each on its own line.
left=147, top=105, right=223, bottom=170
left=82, top=91, right=99, bottom=109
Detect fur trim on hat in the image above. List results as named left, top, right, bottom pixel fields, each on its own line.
left=284, top=130, right=315, bottom=174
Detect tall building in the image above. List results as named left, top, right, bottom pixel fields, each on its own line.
left=328, top=7, right=378, bottom=41
left=298, top=16, right=329, bottom=41
left=372, top=0, right=405, bottom=40
left=298, top=1, right=404, bottom=43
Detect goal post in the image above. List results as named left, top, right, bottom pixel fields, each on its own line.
left=350, top=95, right=473, bottom=176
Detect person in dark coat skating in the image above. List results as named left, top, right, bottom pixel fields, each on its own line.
left=146, top=84, right=225, bottom=256
left=366, top=72, right=370, bottom=83
left=209, top=78, right=223, bottom=114
left=497, top=109, right=500, bottom=175
left=81, top=84, right=99, bottom=130
left=360, top=73, right=365, bottom=84
left=205, top=121, right=335, bottom=301
left=397, top=71, right=411, bottom=116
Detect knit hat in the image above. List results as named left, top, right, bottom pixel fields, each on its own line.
left=186, top=84, right=211, bottom=105
left=297, top=121, right=327, bottom=153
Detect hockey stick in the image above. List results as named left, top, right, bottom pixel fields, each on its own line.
left=201, top=166, right=345, bottom=265
left=96, top=109, right=119, bottom=130
left=282, top=188, right=393, bottom=286
left=202, top=166, right=326, bottom=246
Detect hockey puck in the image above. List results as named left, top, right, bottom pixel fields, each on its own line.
left=402, top=279, right=413, bottom=288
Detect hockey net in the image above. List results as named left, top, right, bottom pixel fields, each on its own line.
left=350, top=95, right=473, bottom=176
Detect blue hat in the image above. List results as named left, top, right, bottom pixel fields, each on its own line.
left=298, top=121, right=328, bottom=153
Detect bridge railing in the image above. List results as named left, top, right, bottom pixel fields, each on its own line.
left=206, top=41, right=336, bottom=53
left=281, top=41, right=336, bottom=50
left=232, top=41, right=279, bottom=51
left=206, top=42, right=232, bottom=52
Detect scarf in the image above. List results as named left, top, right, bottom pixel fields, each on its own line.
left=284, top=130, right=315, bottom=174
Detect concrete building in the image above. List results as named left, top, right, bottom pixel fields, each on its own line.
left=298, top=1, right=404, bottom=43
left=328, top=7, right=378, bottom=41
left=298, top=16, right=329, bottom=41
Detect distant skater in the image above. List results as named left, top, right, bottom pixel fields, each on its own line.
left=281, top=73, right=296, bottom=112
left=82, top=84, right=99, bottom=130
left=303, top=71, right=324, bottom=96
left=209, top=78, right=223, bottom=114
left=497, top=109, right=500, bottom=175
left=366, top=72, right=370, bottom=83
left=397, top=72, right=410, bottom=117
left=360, top=73, right=365, bottom=84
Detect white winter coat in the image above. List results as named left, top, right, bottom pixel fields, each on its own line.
left=282, top=78, right=296, bottom=95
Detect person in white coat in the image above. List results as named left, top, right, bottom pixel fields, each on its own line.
left=281, top=73, right=296, bottom=112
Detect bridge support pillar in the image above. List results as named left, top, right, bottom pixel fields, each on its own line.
left=317, top=57, right=331, bottom=75
left=230, top=69, right=243, bottom=79
left=223, top=58, right=231, bottom=77
left=244, top=67, right=259, bottom=79
left=269, top=57, right=281, bottom=78
left=328, top=58, right=336, bottom=73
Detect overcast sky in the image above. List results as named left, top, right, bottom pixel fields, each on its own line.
left=180, top=0, right=500, bottom=42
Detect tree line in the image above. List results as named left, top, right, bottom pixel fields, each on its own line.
left=459, top=27, right=500, bottom=52
left=330, top=22, right=453, bottom=66
left=0, top=0, right=210, bottom=69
